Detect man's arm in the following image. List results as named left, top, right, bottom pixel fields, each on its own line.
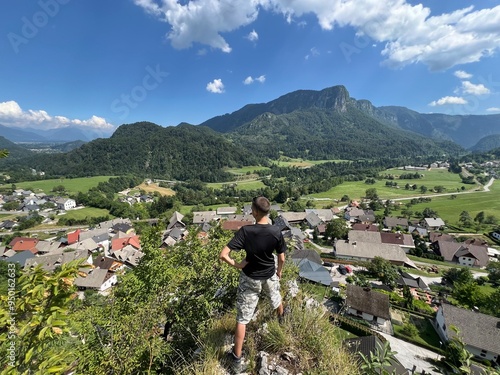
left=276, top=252, right=285, bottom=279
left=219, top=246, right=248, bottom=270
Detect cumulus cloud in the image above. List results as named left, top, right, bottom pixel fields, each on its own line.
left=429, top=96, right=468, bottom=106
left=461, top=80, right=490, bottom=95
left=206, top=79, right=225, bottom=93
left=247, top=29, right=258, bottom=42
left=0, top=100, right=114, bottom=130
left=243, top=75, right=266, bottom=85
left=454, top=70, right=473, bottom=79
left=134, top=0, right=500, bottom=70
left=486, top=107, right=500, bottom=112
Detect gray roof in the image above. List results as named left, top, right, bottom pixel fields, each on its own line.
left=167, top=211, right=185, bottom=230
left=79, top=228, right=109, bottom=241
left=35, top=240, right=63, bottom=254
left=24, top=249, right=89, bottom=271
left=193, top=211, right=219, bottom=224
left=74, top=268, right=109, bottom=289
left=66, top=238, right=99, bottom=252
left=305, top=209, right=335, bottom=222
left=335, top=241, right=408, bottom=263
left=1, top=250, right=35, bottom=267
left=346, top=285, right=391, bottom=320
left=98, top=218, right=132, bottom=230
left=291, top=249, right=322, bottom=264
left=424, top=217, right=446, bottom=228
left=216, top=207, right=237, bottom=215
left=305, top=212, right=323, bottom=228
left=441, top=303, right=500, bottom=355
left=349, top=230, right=381, bottom=243
left=293, top=258, right=333, bottom=286
left=383, top=217, right=409, bottom=228
left=281, top=212, right=307, bottom=223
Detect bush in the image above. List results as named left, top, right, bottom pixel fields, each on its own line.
left=401, top=323, right=418, bottom=338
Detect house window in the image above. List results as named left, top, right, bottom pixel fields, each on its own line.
left=480, top=353, right=486, bottom=357
left=443, top=324, right=446, bottom=331
left=357, top=310, right=362, bottom=315
left=481, top=350, right=487, bottom=354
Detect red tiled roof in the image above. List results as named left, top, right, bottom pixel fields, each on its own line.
left=67, top=229, right=81, bottom=245
left=11, top=237, right=39, bottom=254
left=111, top=235, right=141, bottom=251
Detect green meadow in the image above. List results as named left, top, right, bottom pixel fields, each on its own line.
left=394, top=181, right=500, bottom=227
left=61, top=207, right=112, bottom=221
left=226, top=166, right=270, bottom=175
left=306, top=168, right=474, bottom=201
left=15, top=176, right=114, bottom=194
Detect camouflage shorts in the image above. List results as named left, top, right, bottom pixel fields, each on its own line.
left=236, top=272, right=282, bottom=325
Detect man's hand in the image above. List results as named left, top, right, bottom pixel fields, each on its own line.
left=235, top=259, right=249, bottom=270
left=276, top=270, right=282, bottom=279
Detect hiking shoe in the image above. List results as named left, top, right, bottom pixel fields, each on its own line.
left=225, top=350, right=243, bottom=374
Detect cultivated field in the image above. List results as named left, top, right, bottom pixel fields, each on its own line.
left=15, top=176, right=114, bottom=194
left=136, top=182, right=175, bottom=196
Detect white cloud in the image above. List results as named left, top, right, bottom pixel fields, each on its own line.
left=134, top=1, right=500, bottom=70
left=243, top=75, right=265, bottom=85
left=247, top=29, right=258, bottom=42
left=454, top=70, right=473, bottom=79
left=0, top=100, right=114, bottom=130
left=461, top=80, right=490, bottom=95
left=486, top=107, right=500, bottom=112
left=305, top=47, right=320, bottom=60
left=206, top=79, right=225, bottom=93
left=429, top=96, right=468, bottom=106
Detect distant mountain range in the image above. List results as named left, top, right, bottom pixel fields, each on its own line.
left=0, top=124, right=112, bottom=142
left=2, top=85, right=500, bottom=181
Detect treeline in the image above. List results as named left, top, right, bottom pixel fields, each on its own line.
left=0, top=122, right=265, bottom=183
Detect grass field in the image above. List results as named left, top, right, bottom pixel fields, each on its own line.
left=306, top=168, right=473, bottom=201
left=394, top=181, right=500, bottom=228
left=274, top=158, right=346, bottom=168
left=15, top=176, right=114, bottom=194
left=61, top=207, right=112, bottom=221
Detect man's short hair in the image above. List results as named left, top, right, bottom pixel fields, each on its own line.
left=252, top=196, right=270, bottom=215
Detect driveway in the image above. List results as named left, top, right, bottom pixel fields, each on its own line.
left=380, top=332, right=443, bottom=375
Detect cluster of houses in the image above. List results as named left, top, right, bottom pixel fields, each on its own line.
left=2, top=198, right=499, bottom=369
left=0, top=188, right=77, bottom=228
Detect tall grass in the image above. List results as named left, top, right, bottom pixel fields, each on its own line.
left=174, top=293, right=360, bottom=375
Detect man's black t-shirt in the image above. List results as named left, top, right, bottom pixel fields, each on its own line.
left=227, top=224, right=286, bottom=280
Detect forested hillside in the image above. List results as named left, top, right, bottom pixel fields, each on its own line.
left=1, top=122, right=264, bottom=182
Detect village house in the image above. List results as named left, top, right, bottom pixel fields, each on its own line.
left=335, top=239, right=416, bottom=268
left=24, top=249, right=92, bottom=272
left=435, top=304, right=500, bottom=365
left=433, top=240, right=489, bottom=267
left=345, top=285, right=391, bottom=330
left=216, top=207, right=237, bottom=216
left=55, top=197, right=76, bottom=211
left=193, top=211, right=219, bottom=225
left=422, top=217, right=446, bottom=230
left=383, top=216, right=409, bottom=230
left=349, top=230, right=415, bottom=253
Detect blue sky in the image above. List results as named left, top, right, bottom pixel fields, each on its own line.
left=1, top=0, right=500, bottom=137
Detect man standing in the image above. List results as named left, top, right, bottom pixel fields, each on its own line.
left=219, top=196, right=286, bottom=373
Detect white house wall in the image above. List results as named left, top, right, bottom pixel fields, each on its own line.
left=458, top=256, right=475, bottom=267
left=467, top=345, right=499, bottom=363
